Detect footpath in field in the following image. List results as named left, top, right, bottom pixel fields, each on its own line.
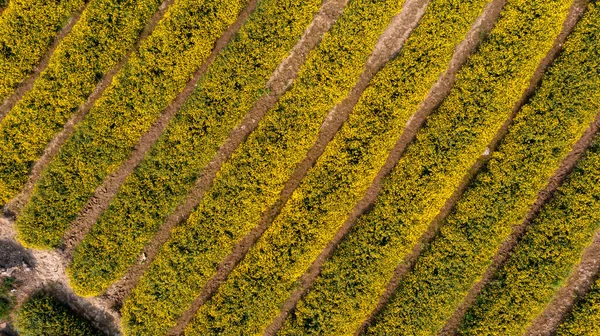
left=454, top=6, right=600, bottom=334
left=184, top=0, right=498, bottom=335
left=14, top=0, right=251, bottom=249
left=120, top=0, right=410, bottom=334
left=557, top=277, right=600, bottom=335
left=0, top=0, right=164, bottom=207
left=363, top=2, right=600, bottom=336
left=0, top=0, right=84, bottom=110
left=278, top=1, right=574, bottom=335
left=66, top=0, right=324, bottom=297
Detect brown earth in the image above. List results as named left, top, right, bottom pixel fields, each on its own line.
left=0, top=2, right=89, bottom=122
left=0, top=218, right=120, bottom=335
left=4, top=0, right=175, bottom=217
left=439, top=1, right=591, bottom=334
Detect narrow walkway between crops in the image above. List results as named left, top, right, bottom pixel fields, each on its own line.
left=103, top=0, right=351, bottom=309
left=0, top=2, right=89, bottom=122
left=438, top=1, right=591, bottom=333
left=165, top=0, right=431, bottom=334
left=56, top=0, right=263, bottom=260
left=3, top=0, right=175, bottom=217
left=0, top=218, right=121, bottom=335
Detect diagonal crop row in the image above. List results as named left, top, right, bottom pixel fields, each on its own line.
left=16, top=293, right=103, bottom=336
left=183, top=0, right=494, bottom=335
left=365, top=2, right=600, bottom=335
left=65, top=0, right=324, bottom=297
left=0, top=0, right=84, bottom=104
left=557, top=277, right=600, bottom=335
left=458, top=129, right=600, bottom=335
left=15, top=0, right=250, bottom=249
left=0, top=0, right=163, bottom=206
left=119, top=0, right=409, bottom=334
left=279, top=1, right=574, bottom=335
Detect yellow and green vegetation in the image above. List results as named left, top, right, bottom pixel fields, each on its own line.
left=0, top=0, right=84, bottom=102
left=16, top=293, right=102, bottom=336
left=0, top=0, right=162, bottom=206
left=458, top=129, right=600, bottom=335
left=366, top=2, right=600, bottom=334
left=0, top=277, right=15, bottom=320
left=280, top=0, right=574, bottom=334
left=120, top=0, right=408, bottom=334
left=184, top=0, right=494, bottom=334
left=66, top=0, right=323, bottom=297
left=557, top=277, right=600, bottom=336
left=15, top=0, right=249, bottom=248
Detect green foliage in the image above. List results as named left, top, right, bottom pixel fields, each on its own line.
left=366, top=2, right=600, bottom=335
left=0, top=0, right=83, bottom=102
left=280, top=0, right=574, bottom=334
left=184, top=0, right=492, bottom=335
left=0, top=0, right=162, bottom=205
left=16, top=293, right=102, bottom=336
left=120, top=0, right=407, bottom=334
left=15, top=0, right=248, bottom=249
left=0, top=277, right=15, bottom=320
left=66, top=0, right=323, bottom=297
left=557, top=278, right=600, bottom=336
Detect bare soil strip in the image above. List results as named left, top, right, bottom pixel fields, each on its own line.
left=265, top=0, right=508, bottom=334
left=437, top=2, right=591, bottom=334
left=523, top=119, right=600, bottom=336
left=0, top=217, right=121, bottom=335
left=0, top=2, right=88, bottom=122
left=56, top=0, right=263, bottom=260
left=3, top=0, right=175, bottom=217
left=162, top=1, right=432, bottom=335
left=102, top=0, right=351, bottom=309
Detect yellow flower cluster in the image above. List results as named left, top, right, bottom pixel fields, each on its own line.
left=67, top=0, right=323, bottom=297
left=0, top=0, right=162, bottom=205
left=0, top=0, right=83, bottom=102
left=120, top=0, right=407, bottom=334
left=282, top=0, right=574, bottom=334
left=368, top=2, right=600, bottom=335
left=15, top=0, right=248, bottom=248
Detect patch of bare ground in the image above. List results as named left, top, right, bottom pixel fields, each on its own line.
left=3, top=0, right=175, bottom=217
left=523, top=117, right=600, bottom=336
left=0, top=217, right=121, bottom=335
left=0, top=2, right=89, bottom=123
left=438, top=1, right=591, bottom=334
left=55, top=0, right=262, bottom=260
left=102, top=0, right=351, bottom=313
left=163, top=1, right=431, bottom=335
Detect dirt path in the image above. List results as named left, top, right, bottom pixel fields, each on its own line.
left=0, top=218, right=121, bottom=335
left=162, top=1, right=432, bottom=335
left=0, top=2, right=89, bottom=122
left=55, top=0, right=262, bottom=259
left=102, top=0, right=351, bottom=311
left=3, top=0, right=175, bottom=217
left=438, top=1, right=591, bottom=334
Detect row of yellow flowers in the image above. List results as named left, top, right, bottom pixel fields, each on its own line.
left=0, top=0, right=83, bottom=102
left=182, top=0, right=493, bottom=335
left=0, top=0, right=162, bottom=205
left=120, top=0, right=408, bottom=334
left=15, top=0, right=249, bottom=248
left=67, top=0, right=323, bottom=297
left=281, top=0, right=574, bottom=334
left=368, top=2, right=600, bottom=335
